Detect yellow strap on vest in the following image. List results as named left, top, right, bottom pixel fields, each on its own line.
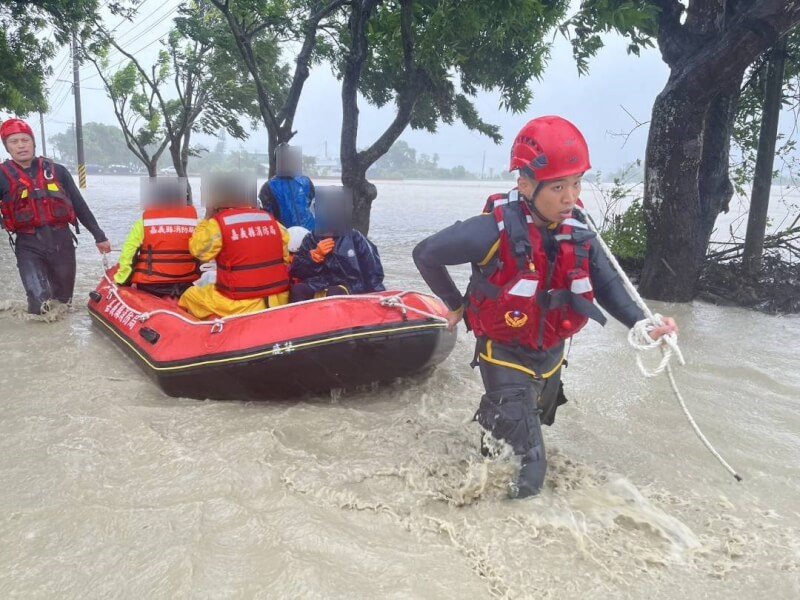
left=478, top=339, right=564, bottom=379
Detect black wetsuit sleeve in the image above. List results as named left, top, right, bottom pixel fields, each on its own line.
left=412, top=214, right=499, bottom=311
left=589, top=238, right=646, bottom=328
left=57, top=164, right=106, bottom=243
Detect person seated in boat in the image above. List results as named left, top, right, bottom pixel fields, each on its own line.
left=258, top=143, right=315, bottom=230
left=286, top=226, right=311, bottom=261
left=114, top=177, right=200, bottom=298
left=178, top=174, right=291, bottom=319
left=289, top=185, right=384, bottom=302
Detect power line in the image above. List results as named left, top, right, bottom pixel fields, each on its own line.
left=90, top=2, right=179, bottom=70
left=47, top=0, right=179, bottom=115
left=82, top=27, right=175, bottom=83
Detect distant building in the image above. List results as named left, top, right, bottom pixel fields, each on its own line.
left=315, top=156, right=341, bottom=177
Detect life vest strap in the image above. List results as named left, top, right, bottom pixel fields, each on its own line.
left=217, top=258, right=285, bottom=272
left=133, top=267, right=198, bottom=279
left=544, top=289, right=607, bottom=325
left=138, top=257, right=198, bottom=264
left=216, top=279, right=290, bottom=293
left=467, top=270, right=502, bottom=301
left=139, top=248, right=196, bottom=255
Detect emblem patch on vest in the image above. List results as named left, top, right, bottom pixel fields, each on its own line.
left=504, top=310, right=528, bottom=328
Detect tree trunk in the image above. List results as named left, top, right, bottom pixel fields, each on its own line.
left=640, top=85, right=708, bottom=301
left=342, top=160, right=378, bottom=235
left=146, top=161, right=157, bottom=177
left=640, top=81, right=741, bottom=301
left=742, top=39, right=788, bottom=273
left=267, top=130, right=278, bottom=178
left=639, top=0, right=800, bottom=301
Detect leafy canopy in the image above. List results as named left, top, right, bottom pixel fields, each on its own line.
left=333, top=0, right=572, bottom=145
left=0, top=0, right=135, bottom=114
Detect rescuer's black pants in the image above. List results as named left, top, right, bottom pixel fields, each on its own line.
left=13, top=227, right=77, bottom=315
left=473, top=338, right=568, bottom=497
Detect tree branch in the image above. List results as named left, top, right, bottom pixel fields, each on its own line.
left=209, top=0, right=280, bottom=134
left=652, top=0, right=690, bottom=67
left=340, top=0, right=380, bottom=167
left=669, top=0, right=800, bottom=102
left=276, top=0, right=347, bottom=135
left=359, top=0, right=418, bottom=167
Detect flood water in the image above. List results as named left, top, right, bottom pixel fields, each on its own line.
left=1, top=177, right=799, bottom=599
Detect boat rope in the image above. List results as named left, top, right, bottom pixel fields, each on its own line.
left=97, top=261, right=448, bottom=331
left=583, top=210, right=742, bottom=482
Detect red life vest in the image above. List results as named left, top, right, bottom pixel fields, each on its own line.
left=213, top=208, right=290, bottom=300
left=0, top=158, right=77, bottom=234
left=466, top=197, right=606, bottom=350
left=133, top=206, right=200, bottom=286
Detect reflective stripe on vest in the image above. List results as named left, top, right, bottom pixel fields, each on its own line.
left=221, top=212, right=273, bottom=226
left=143, top=217, right=198, bottom=227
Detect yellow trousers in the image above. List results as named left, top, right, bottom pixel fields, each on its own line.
left=178, top=285, right=289, bottom=319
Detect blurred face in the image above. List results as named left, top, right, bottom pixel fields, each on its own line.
left=518, top=173, right=583, bottom=223
left=4, top=133, right=35, bottom=166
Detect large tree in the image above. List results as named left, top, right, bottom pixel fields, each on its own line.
left=90, top=1, right=258, bottom=187
left=49, top=122, right=132, bottom=166
left=0, top=1, right=134, bottom=115
left=335, top=0, right=571, bottom=234
left=207, top=0, right=342, bottom=175
left=569, top=0, right=800, bottom=301
left=90, top=59, right=170, bottom=177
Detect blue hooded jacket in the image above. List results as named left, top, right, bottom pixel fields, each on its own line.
left=290, top=231, right=385, bottom=294
left=261, top=176, right=315, bottom=229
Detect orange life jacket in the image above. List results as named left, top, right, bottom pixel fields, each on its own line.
left=466, top=197, right=606, bottom=350
left=213, top=208, right=290, bottom=300
left=132, top=206, right=200, bottom=286
left=0, top=158, right=76, bottom=233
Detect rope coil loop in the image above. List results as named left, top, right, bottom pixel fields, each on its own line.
left=584, top=211, right=742, bottom=482
left=628, top=313, right=685, bottom=378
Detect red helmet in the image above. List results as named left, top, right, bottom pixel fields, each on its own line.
left=1, top=119, right=35, bottom=143
left=509, top=116, right=590, bottom=181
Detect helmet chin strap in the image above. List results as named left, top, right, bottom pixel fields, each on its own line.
left=519, top=176, right=552, bottom=224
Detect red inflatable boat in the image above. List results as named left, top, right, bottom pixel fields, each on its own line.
left=87, top=270, right=457, bottom=400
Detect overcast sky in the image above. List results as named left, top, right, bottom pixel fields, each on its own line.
left=23, top=0, right=792, bottom=176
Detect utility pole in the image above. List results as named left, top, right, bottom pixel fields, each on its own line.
left=38, top=112, right=47, bottom=158
left=71, top=30, right=87, bottom=188
left=480, top=150, right=486, bottom=180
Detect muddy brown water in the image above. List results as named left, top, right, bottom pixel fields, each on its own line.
left=1, top=178, right=798, bottom=599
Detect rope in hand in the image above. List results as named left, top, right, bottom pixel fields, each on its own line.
left=583, top=208, right=742, bottom=482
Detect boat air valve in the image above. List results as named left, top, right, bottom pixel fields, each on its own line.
left=139, top=327, right=160, bottom=344
left=89, top=291, right=102, bottom=303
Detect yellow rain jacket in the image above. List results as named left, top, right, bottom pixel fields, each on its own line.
left=114, top=219, right=145, bottom=285
left=178, top=217, right=291, bottom=319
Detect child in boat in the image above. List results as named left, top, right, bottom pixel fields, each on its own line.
left=258, top=143, right=315, bottom=230
left=115, top=178, right=200, bottom=297
left=289, top=186, right=385, bottom=302
left=178, top=175, right=291, bottom=319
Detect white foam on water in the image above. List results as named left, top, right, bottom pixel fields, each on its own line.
left=1, top=179, right=799, bottom=599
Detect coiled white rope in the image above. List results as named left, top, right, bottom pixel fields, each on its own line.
left=627, top=313, right=685, bottom=378
left=583, top=210, right=742, bottom=482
